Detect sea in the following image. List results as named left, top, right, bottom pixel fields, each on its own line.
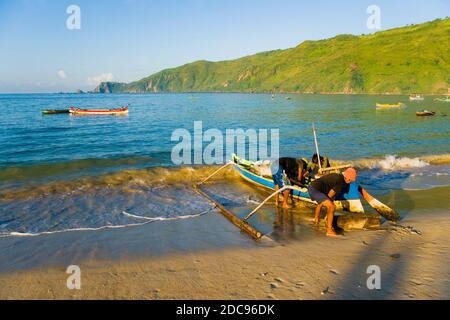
left=0, top=93, right=449, bottom=271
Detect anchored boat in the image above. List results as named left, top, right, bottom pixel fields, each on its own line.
left=409, top=94, right=424, bottom=101
left=376, top=103, right=403, bottom=109
left=69, top=106, right=129, bottom=115
left=416, top=110, right=436, bottom=117
left=232, top=154, right=365, bottom=214
left=434, top=97, right=450, bottom=102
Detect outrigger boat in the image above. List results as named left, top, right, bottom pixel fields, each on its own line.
left=69, top=106, right=129, bottom=115
left=194, top=124, right=399, bottom=240
left=232, top=154, right=365, bottom=214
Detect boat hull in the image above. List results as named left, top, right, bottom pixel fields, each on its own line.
left=69, top=107, right=129, bottom=115
left=376, top=103, right=403, bottom=109
left=416, top=111, right=435, bottom=117
left=42, top=109, right=70, bottom=114
left=233, top=163, right=365, bottom=213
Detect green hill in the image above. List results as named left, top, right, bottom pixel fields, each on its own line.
left=95, top=18, right=450, bottom=94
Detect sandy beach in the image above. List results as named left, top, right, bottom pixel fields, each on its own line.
left=1, top=163, right=449, bottom=300
left=1, top=209, right=448, bottom=300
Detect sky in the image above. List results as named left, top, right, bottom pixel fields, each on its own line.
left=0, top=0, right=448, bottom=93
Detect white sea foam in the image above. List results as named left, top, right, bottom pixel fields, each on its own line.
left=373, top=155, right=429, bottom=170
left=0, top=208, right=214, bottom=238
left=122, top=210, right=211, bottom=221
left=4, top=223, right=149, bottom=238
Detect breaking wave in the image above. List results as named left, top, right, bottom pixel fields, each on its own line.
left=0, top=165, right=240, bottom=202
left=1, top=154, right=449, bottom=202
left=335, top=154, right=450, bottom=171
left=374, top=155, right=429, bottom=170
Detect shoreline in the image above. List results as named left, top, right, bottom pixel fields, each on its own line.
left=1, top=91, right=449, bottom=96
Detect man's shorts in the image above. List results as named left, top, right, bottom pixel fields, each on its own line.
left=308, top=184, right=331, bottom=204
left=271, top=160, right=289, bottom=188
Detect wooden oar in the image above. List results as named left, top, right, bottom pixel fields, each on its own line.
left=358, top=186, right=399, bottom=222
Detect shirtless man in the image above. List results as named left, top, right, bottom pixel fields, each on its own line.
left=308, top=168, right=357, bottom=237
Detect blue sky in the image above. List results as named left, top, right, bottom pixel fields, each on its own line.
left=0, top=0, right=448, bottom=93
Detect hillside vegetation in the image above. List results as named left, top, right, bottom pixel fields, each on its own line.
left=95, top=18, right=450, bottom=94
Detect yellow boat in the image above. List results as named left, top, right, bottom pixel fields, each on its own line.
left=376, top=103, right=403, bottom=109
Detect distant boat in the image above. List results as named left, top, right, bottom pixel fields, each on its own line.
left=69, top=106, right=129, bottom=115
left=416, top=110, right=436, bottom=117
left=42, top=109, right=70, bottom=115
left=409, top=94, right=424, bottom=101
left=434, top=97, right=450, bottom=102
left=376, top=103, right=403, bottom=109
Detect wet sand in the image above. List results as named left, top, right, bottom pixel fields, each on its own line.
left=0, top=212, right=448, bottom=300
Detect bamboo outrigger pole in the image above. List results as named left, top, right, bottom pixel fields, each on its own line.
left=193, top=162, right=268, bottom=240
left=193, top=185, right=265, bottom=240
left=243, top=185, right=303, bottom=221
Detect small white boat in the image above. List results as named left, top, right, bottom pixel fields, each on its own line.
left=434, top=97, right=450, bottom=102
left=409, top=94, right=424, bottom=101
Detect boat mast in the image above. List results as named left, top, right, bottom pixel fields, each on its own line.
left=312, top=123, right=322, bottom=171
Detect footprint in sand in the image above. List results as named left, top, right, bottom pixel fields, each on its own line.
left=329, top=269, right=339, bottom=275
left=274, top=277, right=284, bottom=283
left=151, top=289, right=160, bottom=299
left=321, top=287, right=334, bottom=295
left=390, top=253, right=401, bottom=260
left=409, top=279, right=423, bottom=286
